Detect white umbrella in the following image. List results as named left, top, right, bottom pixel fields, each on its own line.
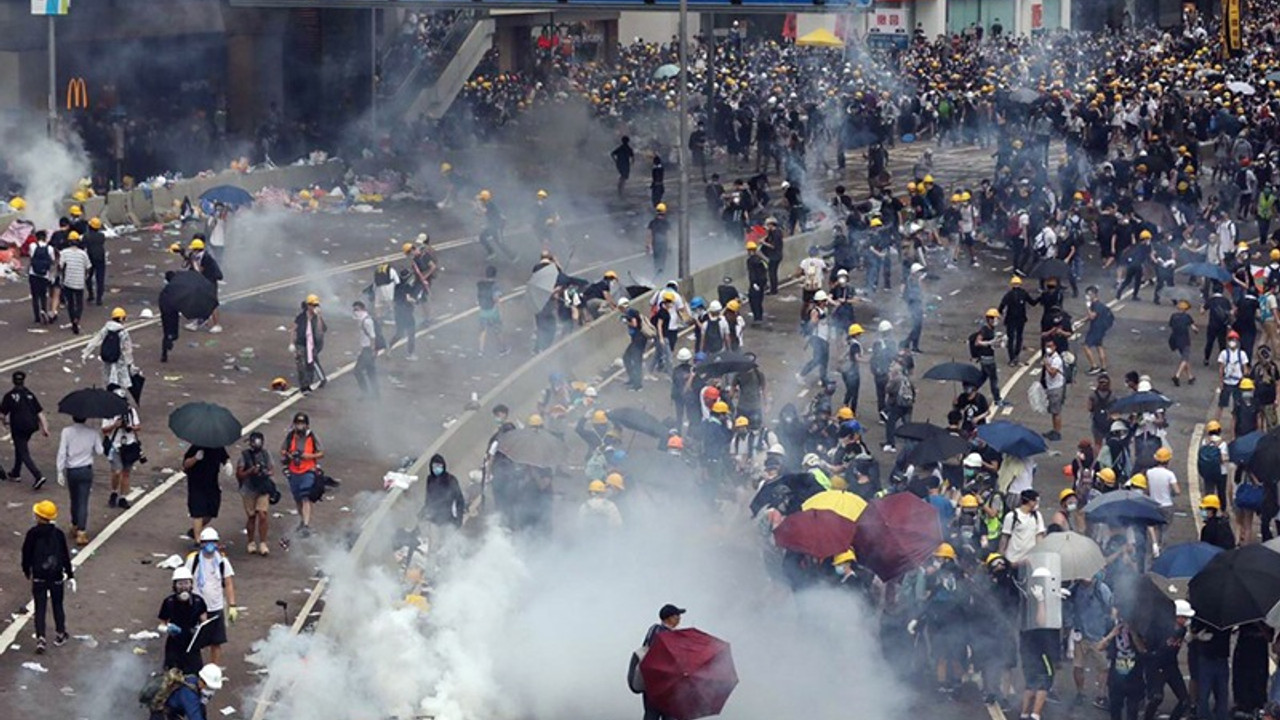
left=653, top=64, right=680, bottom=80
left=1227, top=81, right=1256, bottom=96
left=1035, top=531, right=1106, bottom=580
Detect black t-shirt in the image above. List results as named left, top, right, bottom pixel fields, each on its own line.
left=649, top=217, right=670, bottom=243
left=581, top=280, right=611, bottom=302
left=975, top=325, right=997, bottom=358
left=1235, top=296, right=1260, bottom=332
left=158, top=594, right=209, bottom=634
left=184, top=446, right=229, bottom=484
left=1169, top=312, right=1194, bottom=347
left=0, top=387, right=42, bottom=435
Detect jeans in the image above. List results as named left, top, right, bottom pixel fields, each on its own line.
left=748, top=287, right=765, bottom=321
left=1196, top=656, right=1229, bottom=720
left=885, top=405, right=911, bottom=447
left=980, top=358, right=1003, bottom=403
left=1108, top=669, right=1145, bottom=720
left=624, top=339, right=645, bottom=389
left=842, top=370, right=861, bottom=414
left=799, top=337, right=830, bottom=383
left=29, top=275, right=50, bottom=323
left=1006, top=322, right=1025, bottom=362
left=66, top=465, right=93, bottom=532
left=86, top=254, right=106, bottom=304
left=1143, top=659, right=1189, bottom=720
left=31, top=579, right=66, bottom=639
left=11, top=432, right=42, bottom=480
left=63, top=287, right=85, bottom=327
left=354, top=347, right=378, bottom=396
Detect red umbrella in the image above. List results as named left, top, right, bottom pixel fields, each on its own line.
left=853, top=493, right=943, bottom=581
left=640, top=628, right=738, bottom=720
left=771, top=509, right=857, bottom=560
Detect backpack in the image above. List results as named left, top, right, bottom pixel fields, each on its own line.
left=1235, top=481, right=1265, bottom=511
left=703, top=318, right=724, bottom=353
left=1005, top=213, right=1023, bottom=238
left=139, top=667, right=194, bottom=711
left=1197, top=443, right=1224, bottom=480
left=373, top=263, right=393, bottom=286
left=1209, top=300, right=1232, bottom=328
left=967, top=330, right=982, bottom=360
left=638, top=313, right=658, bottom=339
left=100, top=329, right=123, bottom=364
left=627, top=644, right=649, bottom=694
left=895, top=378, right=915, bottom=408
left=871, top=339, right=894, bottom=375
left=30, top=244, right=53, bottom=276
left=30, top=528, right=62, bottom=579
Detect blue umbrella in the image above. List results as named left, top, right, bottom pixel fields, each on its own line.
left=1152, top=541, right=1225, bottom=578
left=199, top=185, right=254, bottom=214
left=1110, top=391, right=1174, bottom=415
left=976, top=420, right=1048, bottom=458
left=1177, top=262, right=1232, bottom=283
left=1084, top=489, right=1167, bottom=526
left=1229, top=430, right=1265, bottom=464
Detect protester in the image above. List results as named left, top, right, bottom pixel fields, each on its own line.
left=281, top=412, right=323, bottom=538
left=292, top=294, right=328, bottom=393
left=101, top=385, right=142, bottom=510
left=22, top=500, right=73, bottom=654
left=81, top=307, right=136, bottom=390
left=56, top=416, right=102, bottom=547
left=182, top=444, right=229, bottom=544
left=1, top=371, right=50, bottom=489
left=184, top=527, right=237, bottom=666
left=235, top=432, right=275, bottom=556
left=158, top=566, right=208, bottom=673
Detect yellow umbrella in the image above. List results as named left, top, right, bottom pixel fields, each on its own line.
left=796, top=27, right=844, bottom=48
left=802, top=490, right=867, bottom=522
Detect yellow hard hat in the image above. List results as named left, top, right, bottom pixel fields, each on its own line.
left=950, top=193, right=963, bottom=204
left=869, top=217, right=883, bottom=228
left=836, top=407, right=854, bottom=421
left=8, top=197, right=25, bottom=211
left=923, top=174, right=934, bottom=184
left=1240, top=378, right=1256, bottom=391
left=110, top=307, right=126, bottom=320
left=906, top=182, right=917, bottom=192
left=1098, top=467, right=1117, bottom=485
left=440, top=162, right=452, bottom=173
left=403, top=242, right=415, bottom=254
left=271, top=377, right=290, bottom=391
left=1200, top=494, right=1222, bottom=510
left=1058, top=488, right=1077, bottom=503
left=662, top=291, right=676, bottom=302
left=69, top=204, right=82, bottom=216
left=1206, top=420, right=1222, bottom=433
left=537, top=189, right=549, bottom=199
left=985, top=552, right=1006, bottom=566
left=606, top=472, right=625, bottom=490
left=189, top=239, right=205, bottom=251
left=67, top=231, right=81, bottom=242
left=592, top=410, right=609, bottom=425
left=588, top=480, right=608, bottom=494
left=603, top=270, right=618, bottom=279
left=1154, top=447, right=1173, bottom=463
left=1073, top=192, right=1084, bottom=200
left=726, top=299, right=740, bottom=312
left=305, top=294, right=320, bottom=306
left=934, top=542, right=956, bottom=560
left=527, top=413, right=544, bottom=427
left=1139, top=229, right=1153, bottom=240
left=1271, top=249, right=1280, bottom=261
left=1128, top=473, right=1148, bottom=490
left=33, top=500, right=57, bottom=521
left=985, top=308, right=1000, bottom=319
left=299, top=189, right=312, bottom=200
left=711, top=401, right=730, bottom=414
left=830, top=475, right=849, bottom=490
left=734, top=416, right=750, bottom=428
left=655, top=203, right=667, bottom=213
left=1010, top=276, right=1022, bottom=285
left=477, top=189, right=492, bottom=202
left=847, top=323, right=864, bottom=336
left=832, top=549, right=857, bottom=566
left=960, top=192, right=972, bottom=202
left=88, top=217, right=102, bottom=230
left=959, top=494, right=980, bottom=509
left=745, top=241, right=759, bottom=251
left=169, top=242, right=183, bottom=254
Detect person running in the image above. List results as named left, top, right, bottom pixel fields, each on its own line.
left=81, top=307, right=136, bottom=390
left=183, top=237, right=223, bottom=333
left=56, top=416, right=102, bottom=547
left=235, top=432, right=274, bottom=556
left=22, top=500, right=73, bottom=655
left=281, top=412, right=323, bottom=537
left=972, top=308, right=1006, bottom=407
left=475, top=265, right=507, bottom=356
left=1168, top=300, right=1198, bottom=387
left=27, top=231, right=55, bottom=325
left=292, top=295, right=328, bottom=393
left=182, top=443, right=229, bottom=544
left=611, top=136, right=634, bottom=196
left=82, top=217, right=108, bottom=306
left=1, top=371, right=50, bottom=489
left=184, top=528, right=237, bottom=666
left=999, top=276, right=1032, bottom=366
left=101, top=385, right=141, bottom=510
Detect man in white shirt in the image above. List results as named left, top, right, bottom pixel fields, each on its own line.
left=1042, top=343, right=1066, bottom=441
left=794, top=247, right=829, bottom=322
left=186, top=527, right=237, bottom=665
left=1145, top=446, right=1181, bottom=553
left=58, top=233, right=92, bottom=335
left=56, top=417, right=103, bottom=546
left=999, top=489, right=1046, bottom=564
left=1216, top=331, right=1250, bottom=421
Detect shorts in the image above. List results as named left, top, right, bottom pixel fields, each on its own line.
left=200, top=609, right=228, bottom=647
left=1084, top=325, right=1107, bottom=348
left=187, top=477, right=222, bottom=519
left=242, top=491, right=269, bottom=514
left=287, top=470, right=316, bottom=503
left=1046, top=386, right=1066, bottom=415
left=960, top=232, right=975, bottom=246
left=1020, top=629, right=1059, bottom=691
left=1175, top=344, right=1191, bottom=362
left=1072, top=635, right=1106, bottom=671
left=1218, top=384, right=1238, bottom=409
left=109, top=443, right=141, bottom=471
left=478, top=307, right=502, bottom=329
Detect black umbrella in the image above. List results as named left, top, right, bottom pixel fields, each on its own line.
left=894, top=422, right=947, bottom=441
left=1084, top=489, right=1168, bottom=526
left=1109, top=391, right=1174, bottom=415
left=1249, top=429, right=1280, bottom=484
left=159, top=270, right=219, bottom=320
left=750, top=472, right=825, bottom=516
left=904, top=433, right=969, bottom=466
left=494, top=429, right=571, bottom=468
left=695, top=351, right=758, bottom=377
left=168, top=402, right=242, bottom=448
left=1189, top=544, right=1280, bottom=629
left=1030, top=258, right=1070, bottom=279
left=1113, top=573, right=1177, bottom=642
left=608, top=407, right=670, bottom=439
left=626, top=284, right=652, bottom=300
left=923, top=362, right=985, bottom=386
left=58, top=388, right=128, bottom=418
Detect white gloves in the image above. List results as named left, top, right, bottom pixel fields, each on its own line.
left=67, top=579, right=77, bottom=594
left=1030, top=585, right=1045, bottom=602
left=907, top=619, right=918, bottom=635
left=56, top=471, right=66, bottom=487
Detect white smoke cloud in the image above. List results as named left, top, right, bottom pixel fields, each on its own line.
left=0, top=111, right=90, bottom=229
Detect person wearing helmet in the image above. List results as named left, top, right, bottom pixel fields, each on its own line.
left=759, top=212, right=785, bottom=294
left=57, top=229, right=91, bottom=335
left=184, top=527, right=236, bottom=665
left=794, top=245, right=830, bottom=323
left=23, top=500, right=73, bottom=655
left=280, top=411, right=324, bottom=538
left=841, top=324, right=865, bottom=415
left=670, top=348, right=697, bottom=429
left=1215, top=328, right=1251, bottom=424
left=650, top=291, right=678, bottom=373
left=81, top=305, right=136, bottom=393
left=998, top=275, right=1032, bottom=366
left=1233, top=376, right=1261, bottom=440
left=158, top=565, right=209, bottom=673
left=647, top=202, right=670, bottom=276
left=476, top=191, right=513, bottom=261
left=580, top=479, right=623, bottom=529
left=533, top=188, right=559, bottom=249
left=971, top=308, right=1007, bottom=407
left=797, top=290, right=832, bottom=386
left=581, top=270, right=621, bottom=320
left=745, top=240, right=768, bottom=323
left=1145, top=446, right=1180, bottom=550
left=161, top=662, right=225, bottom=720
left=1167, top=300, right=1198, bottom=388
left=901, top=262, right=926, bottom=354
left=869, top=320, right=897, bottom=420
left=183, top=235, right=224, bottom=333
left=101, top=384, right=141, bottom=511
left=235, top=431, right=276, bottom=556
left=1197, top=421, right=1229, bottom=503
left=916, top=542, right=969, bottom=690
left=291, top=294, right=328, bottom=393
left=82, top=217, right=108, bottom=306
left=700, top=402, right=734, bottom=483
left=1197, top=495, right=1235, bottom=550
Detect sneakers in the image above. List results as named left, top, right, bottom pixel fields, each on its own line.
left=75, top=530, right=89, bottom=546
left=32, top=476, right=47, bottom=491
left=404, top=354, right=419, bottom=361
left=246, top=541, right=259, bottom=555
left=258, top=542, right=270, bottom=556
left=117, top=496, right=131, bottom=510
left=185, top=320, right=200, bottom=331
left=208, top=325, right=223, bottom=334
left=53, top=632, right=68, bottom=647
left=1042, top=430, right=1062, bottom=441
left=1172, top=376, right=1181, bottom=387
left=1093, top=696, right=1109, bottom=710
left=108, top=492, right=118, bottom=508
left=35, top=637, right=46, bottom=655
left=882, top=444, right=896, bottom=453
left=1087, top=366, right=1103, bottom=375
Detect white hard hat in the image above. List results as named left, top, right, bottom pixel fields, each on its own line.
left=878, top=320, right=893, bottom=332
left=802, top=453, right=822, bottom=468
left=963, top=453, right=983, bottom=469
left=617, top=297, right=630, bottom=307
left=1110, top=420, right=1128, bottom=433
left=1031, top=567, right=1053, bottom=578
left=676, top=348, right=693, bottom=362
left=584, top=386, right=598, bottom=398
left=1174, top=599, right=1196, bottom=618
left=910, top=263, right=925, bottom=274
left=781, top=181, right=791, bottom=188
left=198, top=527, right=220, bottom=542
left=139, top=308, right=155, bottom=319
left=198, top=663, right=224, bottom=690
left=709, top=300, right=723, bottom=313
left=813, top=290, right=829, bottom=302
left=768, top=443, right=786, bottom=456
left=171, top=566, right=194, bottom=582
left=1137, top=380, right=1152, bottom=392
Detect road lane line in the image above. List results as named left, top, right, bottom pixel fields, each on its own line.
left=1186, top=422, right=1205, bottom=533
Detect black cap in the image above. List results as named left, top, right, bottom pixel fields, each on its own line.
left=658, top=604, right=686, bottom=620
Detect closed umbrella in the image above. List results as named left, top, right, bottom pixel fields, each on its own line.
left=1034, top=531, right=1106, bottom=580
left=159, top=270, right=219, bottom=320
left=694, top=351, right=758, bottom=377
left=1109, top=391, right=1174, bottom=415
left=526, top=263, right=560, bottom=310
left=801, top=489, right=868, bottom=522
left=895, top=422, right=947, bottom=441
left=1189, top=544, right=1280, bottom=629
left=904, top=433, right=969, bottom=466
left=977, top=421, right=1048, bottom=458
left=923, top=362, right=985, bottom=386
left=494, top=429, right=570, bottom=468
left=1151, top=542, right=1226, bottom=579
left=58, top=388, right=128, bottom=419
left=640, top=628, right=738, bottom=720
left=168, top=402, right=242, bottom=447
left=1084, top=489, right=1167, bottom=526
left=853, top=493, right=943, bottom=581
left=773, top=509, right=857, bottom=559
left=609, top=407, right=669, bottom=439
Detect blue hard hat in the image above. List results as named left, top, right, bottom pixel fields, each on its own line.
left=690, top=296, right=706, bottom=309
left=842, top=420, right=864, bottom=434
left=694, top=351, right=707, bottom=363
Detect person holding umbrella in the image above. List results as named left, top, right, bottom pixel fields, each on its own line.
left=56, top=415, right=103, bottom=547
left=182, top=237, right=223, bottom=333
left=182, top=442, right=229, bottom=545
left=1197, top=495, right=1236, bottom=550
left=81, top=307, right=136, bottom=390
left=640, top=604, right=684, bottom=720
left=22, top=500, right=73, bottom=655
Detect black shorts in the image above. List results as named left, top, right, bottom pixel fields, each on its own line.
left=187, top=477, right=222, bottom=519
left=1020, top=629, right=1058, bottom=691
left=200, top=609, right=228, bottom=647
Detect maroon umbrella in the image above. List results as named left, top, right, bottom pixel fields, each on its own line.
left=853, top=493, right=943, bottom=581
left=640, top=628, right=738, bottom=720
left=771, top=509, right=857, bottom=560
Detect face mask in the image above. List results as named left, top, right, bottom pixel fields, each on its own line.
left=1199, top=509, right=1209, bottom=520
left=1229, top=341, right=1239, bottom=349
left=202, top=689, right=216, bottom=700
left=964, top=468, right=977, bottom=479
left=202, top=542, right=217, bottom=554
left=1242, top=392, right=1254, bottom=401
left=1066, top=501, right=1079, bottom=512
left=178, top=591, right=191, bottom=602
left=833, top=565, right=846, bottom=577
left=431, top=464, right=444, bottom=476
left=251, top=439, right=263, bottom=450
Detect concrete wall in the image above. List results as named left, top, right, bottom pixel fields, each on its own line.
left=618, top=11, right=680, bottom=44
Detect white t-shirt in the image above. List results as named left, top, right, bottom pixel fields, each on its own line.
left=799, top=257, right=828, bottom=291
left=189, top=551, right=235, bottom=612
left=1145, top=466, right=1178, bottom=507
left=1001, top=507, right=1046, bottom=564
left=102, top=408, right=140, bottom=448
left=1044, top=352, right=1066, bottom=390
left=1218, top=347, right=1248, bottom=385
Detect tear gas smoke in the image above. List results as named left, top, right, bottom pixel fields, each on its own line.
left=0, top=111, right=91, bottom=229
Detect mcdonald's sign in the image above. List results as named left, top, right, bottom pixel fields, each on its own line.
left=65, top=77, right=88, bottom=110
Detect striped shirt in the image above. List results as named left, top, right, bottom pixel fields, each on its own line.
left=59, top=247, right=92, bottom=290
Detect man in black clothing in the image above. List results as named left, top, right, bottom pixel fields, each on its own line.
left=973, top=309, right=1006, bottom=405
left=639, top=604, right=686, bottom=720
left=650, top=154, right=665, bottom=208
left=746, top=243, right=768, bottom=323
left=611, top=136, right=634, bottom=196
left=1116, top=230, right=1151, bottom=300
left=1, top=371, right=50, bottom=487
left=1203, top=288, right=1233, bottom=366
left=689, top=123, right=708, bottom=182
left=648, top=205, right=670, bottom=276
left=998, top=276, right=1032, bottom=366
left=760, top=218, right=784, bottom=294
left=158, top=566, right=208, bottom=673
left=422, top=453, right=465, bottom=529
left=1142, top=600, right=1193, bottom=720
left=82, top=217, right=108, bottom=305
left=22, top=500, right=73, bottom=654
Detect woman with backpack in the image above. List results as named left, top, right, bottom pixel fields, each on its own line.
left=21, top=500, right=73, bottom=654
left=81, top=307, right=136, bottom=389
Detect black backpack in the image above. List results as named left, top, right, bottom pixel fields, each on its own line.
left=871, top=339, right=894, bottom=375
left=373, top=263, right=394, bottom=286
left=30, top=245, right=53, bottom=276
left=100, top=329, right=123, bottom=364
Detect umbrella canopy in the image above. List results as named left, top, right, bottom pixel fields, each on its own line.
left=853, top=493, right=943, bottom=581
left=1030, top=258, right=1070, bottom=279
left=1158, top=286, right=1200, bottom=304
left=1084, top=489, right=1167, bottom=526
left=640, top=628, right=738, bottom=720
left=494, top=428, right=571, bottom=468
left=923, top=362, right=985, bottom=386
left=694, top=351, right=758, bottom=377
left=895, top=422, right=947, bottom=442
left=1249, top=429, right=1280, bottom=484
left=977, top=421, right=1048, bottom=458
left=796, top=27, right=843, bottom=47
left=1226, top=81, right=1255, bottom=95
left=653, top=63, right=680, bottom=80
left=1229, top=430, right=1265, bottom=465
left=750, top=472, right=825, bottom=516
left=1178, top=262, right=1232, bottom=283
left=608, top=407, right=669, bottom=439
left=198, top=185, right=254, bottom=214
left=1151, top=541, right=1226, bottom=579
left=1034, top=531, right=1105, bottom=580
left=1267, top=71, right=1280, bottom=83
left=801, top=489, right=868, bottom=522
left=904, top=433, right=969, bottom=466
left=1134, top=200, right=1177, bottom=232
left=1109, top=391, right=1174, bottom=415
left=773, top=509, right=857, bottom=559
left=1009, top=87, right=1040, bottom=104
left=526, top=263, right=560, bottom=310
left=168, top=402, right=242, bottom=447
left=1113, top=573, right=1176, bottom=642
left=1189, top=544, right=1280, bottom=629
left=58, top=388, right=128, bottom=419
left=159, top=270, right=219, bottom=320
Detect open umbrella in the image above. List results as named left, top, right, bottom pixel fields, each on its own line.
left=527, top=263, right=560, bottom=310
left=1178, top=262, right=1232, bottom=283
left=1226, top=81, right=1255, bottom=96
left=977, top=420, right=1048, bottom=458
left=923, top=362, right=985, bottom=386
left=653, top=63, right=681, bottom=80
left=796, top=27, right=843, bottom=48
left=168, top=402, right=242, bottom=447
left=1034, top=531, right=1105, bottom=580
left=640, top=628, right=738, bottom=720
left=1151, top=541, right=1225, bottom=579
left=1030, top=258, right=1070, bottom=279
left=801, top=489, right=868, bottom=522
left=895, top=422, right=947, bottom=441
left=904, top=433, right=969, bottom=466
left=58, top=388, right=128, bottom=419
left=773, top=509, right=857, bottom=559
left=1229, top=430, right=1265, bottom=465
left=749, top=472, right=825, bottom=516
left=694, top=351, right=758, bottom=377
left=1267, top=71, right=1280, bottom=83
left=494, top=428, right=570, bottom=468
left=853, top=493, right=943, bottom=581
left=198, top=185, right=254, bottom=214
left=159, top=270, right=219, bottom=320
left=1113, top=573, right=1177, bottom=641
left=1134, top=200, right=1177, bottom=232
left=1109, top=391, right=1174, bottom=415
left=608, top=407, right=669, bottom=439
left=1084, top=489, right=1167, bottom=526
left=1248, top=428, right=1280, bottom=484
left=1189, top=544, right=1280, bottom=629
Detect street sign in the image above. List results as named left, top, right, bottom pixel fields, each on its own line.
left=231, top=0, right=848, bottom=11
left=31, top=0, right=69, bottom=15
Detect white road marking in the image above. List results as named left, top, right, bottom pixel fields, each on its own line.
left=1186, top=422, right=1205, bottom=534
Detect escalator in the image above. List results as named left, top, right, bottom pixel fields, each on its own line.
left=379, top=10, right=495, bottom=122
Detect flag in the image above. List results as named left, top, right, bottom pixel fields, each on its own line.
left=782, top=13, right=797, bottom=40
left=31, top=0, right=70, bottom=15
left=1221, top=0, right=1242, bottom=56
